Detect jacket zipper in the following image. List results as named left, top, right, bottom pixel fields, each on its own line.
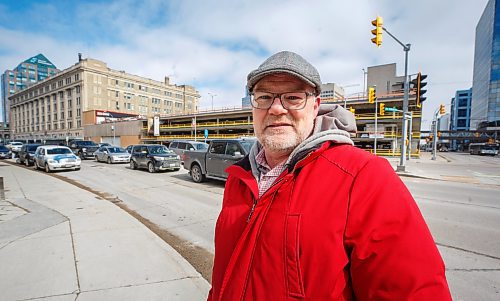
left=246, top=176, right=286, bottom=223
left=246, top=197, right=258, bottom=223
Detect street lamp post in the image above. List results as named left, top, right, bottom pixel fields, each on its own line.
left=362, top=68, right=367, bottom=99
left=208, top=92, right=217, bottom=111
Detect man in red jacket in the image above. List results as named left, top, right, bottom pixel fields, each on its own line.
left=208, top=51, right=452, bottom=300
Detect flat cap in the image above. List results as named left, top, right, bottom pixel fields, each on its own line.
left=247, top=51, right=322, bottom=95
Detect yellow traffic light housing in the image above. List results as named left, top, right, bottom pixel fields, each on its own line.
left=439, top=104, right=445, bottom=115
left=379, top=103, right=385, bottom=116
left=413, top=72, right=428, bottom=108
left=371, top=16, right=383, bottom=47
left=368, top=87, right=376, bottom=103
left=349, top=107, right=355, bottom=114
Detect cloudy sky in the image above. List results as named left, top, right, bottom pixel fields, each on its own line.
left=0, top=0, right=490, bottom=129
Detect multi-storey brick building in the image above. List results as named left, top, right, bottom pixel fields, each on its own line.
left=9, top=56, right=200, bottom=141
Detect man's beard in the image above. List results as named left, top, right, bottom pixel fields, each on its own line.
left=256, top=117, right=310, bottom=153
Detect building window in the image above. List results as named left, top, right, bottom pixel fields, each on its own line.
left=76, top=85, right=80, bottom=94
left=75, top=73, right=80, bottom=81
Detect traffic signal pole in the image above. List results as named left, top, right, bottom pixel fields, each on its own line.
left=382, top=27, right=411, bottom=172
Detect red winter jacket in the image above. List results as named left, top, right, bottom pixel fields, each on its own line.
left=208, top=142, right=451, bottom=301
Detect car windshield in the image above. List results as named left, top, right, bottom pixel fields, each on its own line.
left=240, top=140, right=256, bottom=153
left=77, top=141, right=97, bottom=146
left=195, top=143, right=209, bottom=150
left=149, top=146, right=171, bottom=154
left=27, top=145, right=40, bottom=151
left=47, top=148, right=73, bottom=155
left=108, top=147, right=126, bottom=153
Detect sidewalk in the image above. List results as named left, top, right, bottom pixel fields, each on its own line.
left=387, top=152, right=500, bottom=186
left=0, top=162, right=210, bottom=301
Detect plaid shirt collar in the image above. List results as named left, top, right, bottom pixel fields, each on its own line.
left=255, top=147, right=288, bottom=197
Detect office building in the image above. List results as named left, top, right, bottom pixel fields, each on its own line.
left=1, top=54, right=59, bottom=124
left=450, top=88, right=473, bottom=131
left=366, top=63, right=406, bottom=97
left=471, top=0, right=500, bottom=129
left=9, top=56, right=200, bottom=140
left=241, top=86, right=251, bottom=108
left=320, top=83, right=345, bottom=103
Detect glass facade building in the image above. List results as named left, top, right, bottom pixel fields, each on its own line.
left=450, top=88, right=473, bottom=131
left=471, top=0, right=500, bottom=129
left=1, top=54, right=58, bottom=124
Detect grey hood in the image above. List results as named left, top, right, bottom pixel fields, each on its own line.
left=249, top=104, right=357, bottom=179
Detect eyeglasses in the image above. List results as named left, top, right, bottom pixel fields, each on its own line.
left=250, top=91, right=315, bottom=110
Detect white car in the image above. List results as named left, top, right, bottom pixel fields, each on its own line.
left=6, top=141, right=23, bottom=152
left=33, top=145, right=81, bottom=173
left=94, top=146, right=131, bottom=163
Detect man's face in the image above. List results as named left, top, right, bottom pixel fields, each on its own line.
left=252, top=73, right=320, bottom=154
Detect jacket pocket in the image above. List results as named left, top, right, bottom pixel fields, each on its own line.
left=285, top=214, right=305, bottom=298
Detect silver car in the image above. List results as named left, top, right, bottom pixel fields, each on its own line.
left=33, top=145, right=81, bottom=173
left=94, top=146, right=131, bottom=164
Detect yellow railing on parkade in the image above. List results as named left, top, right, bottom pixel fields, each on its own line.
left=364, top=149, right=420, bottom=158
left=142, top=134, right=254, bottom=140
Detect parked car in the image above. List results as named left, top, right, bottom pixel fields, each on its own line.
left=98, top=142, right=111, bottom=148
left=0, top=145, right=12, bottom=159
left=125, top=145, right=134, bottom=153
left=129, top=144, right=181, bottom=173
left=94, top=146, right=131, bottom=164
left=68, top=140, right=99, bottom=159
left=183, top=138, right=256, bottom=183
left=33, top=145, right=81, bottom=173
left=6, top=141, right=23, bottom=153
left=169, top=140, right=209, bottom=163
left=18, top=143, right=42, bottom=166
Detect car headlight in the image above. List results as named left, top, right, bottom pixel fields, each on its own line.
left=48, top=159, right=57, bottom=163
left=153, top=156, right=164, bottom=161
left=76, top=157, right=81, bottom=162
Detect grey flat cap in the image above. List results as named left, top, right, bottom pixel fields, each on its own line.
left=247, top=51, right=322, bottom=95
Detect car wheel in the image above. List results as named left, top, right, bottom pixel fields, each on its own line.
left=107, top=157, right=112, bottom=164
left=190, top=164, right=205, bottom=183
left=130, top=160, right=137, bottom=170
left=44, top=163, right=51, bottom=173
left=148, top=162, right=156, bottom=173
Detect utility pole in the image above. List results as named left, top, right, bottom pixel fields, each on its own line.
left=371, top=16, right=411, bottom=171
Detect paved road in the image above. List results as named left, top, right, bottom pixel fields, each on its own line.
left=4, top=152, right=500, bottom=300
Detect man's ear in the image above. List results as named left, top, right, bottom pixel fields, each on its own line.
left=313, top=96, right=320, bottom=116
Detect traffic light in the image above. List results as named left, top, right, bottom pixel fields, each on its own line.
left=379, top=103, right=385, bottom=116
left=412, top=72, right=428, bottom=108
left=371, top=16, right=383, bottom=47
left=368, top=86, right=376, bottom=103
left=439, top=104, right=445, bottom=115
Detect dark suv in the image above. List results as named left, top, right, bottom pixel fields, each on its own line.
left=69, top=140, right=99, bottom=159
left=129, top=144, right=181, bottom=173
left=18, top=143, right=42, bottom=166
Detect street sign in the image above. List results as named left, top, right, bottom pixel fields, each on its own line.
left=384, top=107, right=399, bottom=112
left=204, top=129, right=208, bottom=138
